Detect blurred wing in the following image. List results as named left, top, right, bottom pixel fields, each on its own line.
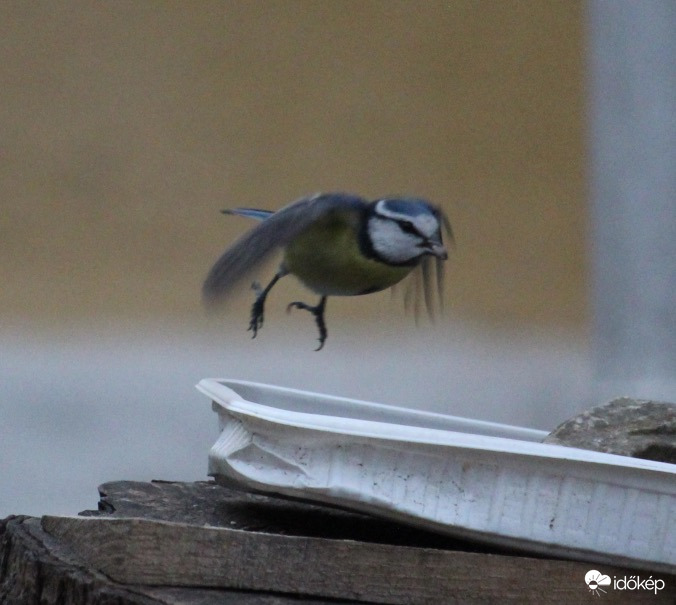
left=202, top=192, right=367, bottom=304
left=440, top=208, right=455, bottom=250
left=399, top=256, right=445, bottom=321
left=393, top=207, right=452, bottom=321
left=424, top=206, right=453, bottom=317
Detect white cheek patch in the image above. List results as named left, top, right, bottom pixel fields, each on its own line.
left=369, top=217, right=422, bottom=263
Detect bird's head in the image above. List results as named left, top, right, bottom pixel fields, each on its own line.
left=365, top=198, right=451, bottom=265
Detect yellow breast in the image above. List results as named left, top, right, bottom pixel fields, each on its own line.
left=283, top=212, right=412, bottom=296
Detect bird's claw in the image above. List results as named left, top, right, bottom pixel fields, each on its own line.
left=287, top=298, right=328, bottom=351
left=248, top=308, right=263, bottom=338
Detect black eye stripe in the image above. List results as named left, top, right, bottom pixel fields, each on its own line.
left=397, top=220, right=420, bottom=235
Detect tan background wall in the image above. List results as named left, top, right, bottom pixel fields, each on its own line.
left=2, top=1, right=591, bottom=519
left=1, top=1, right=586, bottom=331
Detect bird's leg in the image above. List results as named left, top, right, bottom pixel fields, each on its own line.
left=287, top=296, right=328, bottom=351
left=249, top=271, right=284, bottom=338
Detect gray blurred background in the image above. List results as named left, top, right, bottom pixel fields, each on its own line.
left=1, top=1, right=590, bottom=517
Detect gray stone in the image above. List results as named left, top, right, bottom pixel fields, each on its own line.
left=544, top=398, right=676, bottom=464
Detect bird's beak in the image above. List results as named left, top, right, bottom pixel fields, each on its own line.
left=424, top=240, right=448, bottom=260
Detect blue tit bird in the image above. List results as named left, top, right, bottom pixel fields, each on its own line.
left=203, top=192, right=453, bottom=350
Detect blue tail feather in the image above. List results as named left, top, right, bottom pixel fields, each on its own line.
left=221, top=208, right=273, bottom=221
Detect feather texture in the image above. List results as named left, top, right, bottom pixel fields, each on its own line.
left=202, top=193, right=367, bottom=303
left=203, top=192, right=453, bottom=322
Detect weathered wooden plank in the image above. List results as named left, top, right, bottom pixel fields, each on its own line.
left=0, top=515, right=351, bottom=605
left=41, top=515, right=675, bottom=605
left=85, top=479, right=485, bottom=551
left=0, top=516, right=159, bottom=605
left=5, top=481, right=675, bottom=603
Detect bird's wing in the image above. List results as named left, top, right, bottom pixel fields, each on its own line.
left=395, top=255, right=445, bottom=321
left=203, top=192, right=367, bottom=303
left=396, top=208, right=453, bottom=320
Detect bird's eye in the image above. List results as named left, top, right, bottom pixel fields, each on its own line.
left=399, top=221, right=418, bottom=235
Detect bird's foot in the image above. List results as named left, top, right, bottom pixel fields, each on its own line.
left=286, top=297, right=328, bottom=351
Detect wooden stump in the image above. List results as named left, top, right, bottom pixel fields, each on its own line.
left=1, top=480, right=674, bottom=604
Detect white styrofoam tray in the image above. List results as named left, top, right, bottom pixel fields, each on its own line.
left=197, top=378, right=676, bottom=573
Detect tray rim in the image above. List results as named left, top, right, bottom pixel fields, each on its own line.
left=197, top=378, right=676, bottom=476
